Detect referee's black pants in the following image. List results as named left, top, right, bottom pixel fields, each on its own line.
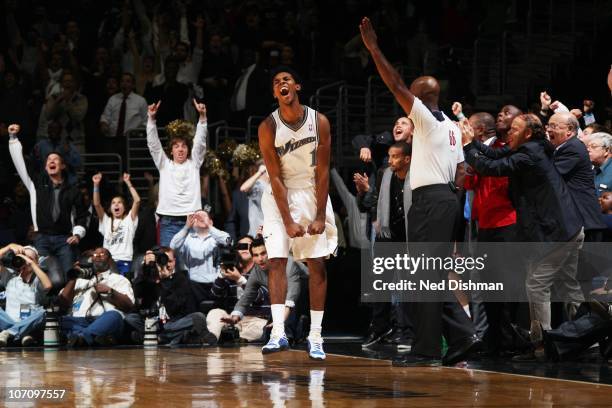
left=408, top=184, right=475, bottom=358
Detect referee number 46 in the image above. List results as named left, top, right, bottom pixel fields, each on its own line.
left=449, top=130, right=457, bottom=146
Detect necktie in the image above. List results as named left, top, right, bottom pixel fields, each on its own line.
left=52, top=185, right=61, bottom=222
left=115, top=95, right=127, bottom=137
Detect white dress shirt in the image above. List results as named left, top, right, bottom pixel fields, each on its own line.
left=100, top=92, right=148, bottom=137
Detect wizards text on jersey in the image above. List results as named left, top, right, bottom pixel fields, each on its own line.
left=275, top=136, right=317, bottom=157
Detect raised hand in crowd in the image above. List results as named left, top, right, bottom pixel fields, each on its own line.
left=359, top=147, right=372, bottom=163
left=8, top=123, right=20, bottom=135
left=570, top=109, right=583, bottom=120
left=92, top=172, right=102, bottom=185
left=353, top=173, right=370, bottom=194
left=550, top=100, right=560, bottom=111
left=192, top=99, right=207, bottom=122
left=540, top=91, right=552, bottom=112
left=458, top=118, right=475, bottom=146
left=583, top=100, right=595, bottom=113
left=148, top=101, right=161, bottom=120
left=452, top=102, right=465, bottom=120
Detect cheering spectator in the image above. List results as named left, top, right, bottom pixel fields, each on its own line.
left=146, top=99, right=207, bottom=246
left=461, top=114, right=584, bottom=361
left=31, top=120, right=82, bottom=184
left=240, top=161, right=269, bottom=238
left=92, top=172, right=141, bottom=276
left=8, top=124, right=87, bottom=279
left=0, top=244, right=52, bottom=347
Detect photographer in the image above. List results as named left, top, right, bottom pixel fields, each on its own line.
left=207, top=236, right=255, bottom=320
left=0, top=244, right=52, bottom=347
left=207, top=238, right=299, bottom=343
left=57, top=247, right=134, bottom=346
left=126, top=247, right=216, bottom=345
left=169, top=208, right=231, bottom=305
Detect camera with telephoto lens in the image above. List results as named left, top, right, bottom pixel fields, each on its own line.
left=67, top=262, right=95, bottom=280
left=1, top=250, right=26, bottom=269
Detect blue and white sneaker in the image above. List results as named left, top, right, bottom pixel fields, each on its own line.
left=307, top=333, right=326, bottom=360
left=262, top=333, right=290, bottom=354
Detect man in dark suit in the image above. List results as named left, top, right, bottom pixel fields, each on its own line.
left=460, top=114, right=584, bottom=361
left=548, top=112, right=606, bottom=238
left=548, top=112, right=606, bottom=305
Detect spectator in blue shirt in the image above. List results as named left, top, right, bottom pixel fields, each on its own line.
left=170, top=208, right=231, bottom=305
left=586, top=132, right=612, bottom=196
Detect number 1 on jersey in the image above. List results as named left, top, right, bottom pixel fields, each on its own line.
left=310, top=148, right=317, bottom=167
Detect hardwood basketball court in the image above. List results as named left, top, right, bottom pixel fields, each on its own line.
left=1, top=345, right=611, bottom=406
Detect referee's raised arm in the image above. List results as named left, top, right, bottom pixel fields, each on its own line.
left=359, top=17, right=415, bottom=116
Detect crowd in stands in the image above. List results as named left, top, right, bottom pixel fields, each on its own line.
left=0, top=0, right=611, bottom=365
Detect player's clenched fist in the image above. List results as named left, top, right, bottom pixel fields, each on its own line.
left=285, top=222, right=306, bottom=238
left=307, top=219, right=325, bottom=235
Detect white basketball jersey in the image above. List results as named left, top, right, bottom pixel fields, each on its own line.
left=271, top=105, right=319, bottom=189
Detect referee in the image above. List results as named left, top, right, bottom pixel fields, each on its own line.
left=360, top=17, right=481, bottom=366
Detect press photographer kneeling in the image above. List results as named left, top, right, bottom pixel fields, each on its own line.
left=0, top=243, right=52, bottom=347
left=125, top=246, right=216, bottom=345
left=58, top=247, right=135, bottom=346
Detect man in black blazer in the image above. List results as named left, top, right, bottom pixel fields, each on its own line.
left=460, top=114, right=584, bottom=361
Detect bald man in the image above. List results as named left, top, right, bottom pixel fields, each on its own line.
left=469, top=113, right=496, bottom=142
left=361, top=17, right=479, bottom=367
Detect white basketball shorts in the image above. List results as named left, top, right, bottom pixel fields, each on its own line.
left=261, top=186, right=338, bottom=261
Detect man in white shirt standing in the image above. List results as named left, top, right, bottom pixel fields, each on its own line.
left=100, top=72, right=148, bottom=163
left=58, top=247, right=135, bottom=346
left=147, top=99, right=208, bottom=246
left=361, top=17, right=479, bottom=367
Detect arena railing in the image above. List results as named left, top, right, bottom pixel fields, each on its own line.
left=246, top=116, right=265, bottom=142
left=78, top=153, right=123, bottom=190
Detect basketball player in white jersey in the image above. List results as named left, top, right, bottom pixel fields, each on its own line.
left=258, top=66, right=337, bottom=360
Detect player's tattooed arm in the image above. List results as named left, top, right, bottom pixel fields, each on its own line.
left=258, top=116, right=305, bottom=238
left=359, top=17, right=415, bottom=115
left=308, top=113, right=331, bottom=235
